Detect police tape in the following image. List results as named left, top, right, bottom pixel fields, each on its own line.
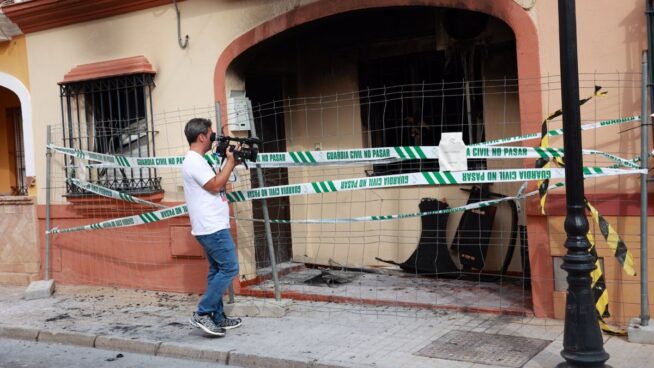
left=48, top=166, right=641, bottom=234
left=224, top=167, right=644, bottom=203
left=48, top=182, right=562, bottom=233
left=51, top=143, right=639, bottom=169
left=586, top=200, right=636, bottom=277
left=67, top=178, right=166, bottom=209
left=535, top=87, right=633, bottom=335
left=46, top=115, right=640, bottom=169
left=471, top=115, right=639, bottom=146
left=238, top=182, right=562, bottom=224
left=240, top=146, right=639, bottom=169
left=48, top=204, right=188, bottom=234
left=586, top=230, right=613, bottom=331
left=47, top=145, right=219, bottom=168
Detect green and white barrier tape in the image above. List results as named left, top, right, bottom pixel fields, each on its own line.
left=49, top=166, right=642, bottom=234
left=225, top=167, right=644, bottom=203
left=48, top=183, right=557, bottom=233
left=586, top=150, right=640, bottom=169
left=48, top=145, right=218, bottom=168
left=238, top=182, right=560, bottom=224
left=238, top=146, right=639, bottom=168
left=54, top=144, right=639, bottom=170
left=48, top=116, right=640, bottom=169
left=48, top=204, right=188, bottom=234
left=471, top=115, right=639, bottom=146
left=67, top=178, right=167, bottom=209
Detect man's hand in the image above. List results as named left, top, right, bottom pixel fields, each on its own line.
left=203, top=143, right=241, bottom=194
left=226, top=143, right=242, bottom=164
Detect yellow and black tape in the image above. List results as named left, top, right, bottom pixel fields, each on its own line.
left=588, top=229, right=626, bottom=335
left=587, top=205, right=630, bottom=335
left=536, top=86, right=606, bottom=214
left=590, top=230, right=626, bottom=335
left=536, top=160, right=551, bottom=214
left=536, top=158, right=564, bottom=214
left=586, top=230, right=610, bottom=319
left=535, top=86, right=634, bottom=335
left=585, top=200, right=637, bottom=277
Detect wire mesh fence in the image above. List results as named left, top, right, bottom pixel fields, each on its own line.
left=43, top=73, right=650, bottom=329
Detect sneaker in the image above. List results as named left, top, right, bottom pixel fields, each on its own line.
left=190, top=312, right=226, bottom=336
left=214, top=314, right=242, bottom=330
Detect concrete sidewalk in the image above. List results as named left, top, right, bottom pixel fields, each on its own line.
left=0, top=285, right=652, bottom=368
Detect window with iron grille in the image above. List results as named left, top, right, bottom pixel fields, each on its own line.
left=60, top=74, right=161, bottom=195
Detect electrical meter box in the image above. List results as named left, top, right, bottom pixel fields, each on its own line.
left=227, top=90, right=253, bottom=132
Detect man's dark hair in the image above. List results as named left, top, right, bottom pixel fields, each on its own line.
left=184, top=118, right=212, bottom=145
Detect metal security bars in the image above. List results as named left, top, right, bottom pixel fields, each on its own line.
left=9, top=107, right=27, bottom=195
left=60, top=73, right=161, bottom=195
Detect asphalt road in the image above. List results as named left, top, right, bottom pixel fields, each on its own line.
left=0, top=338, right=228, bottom=368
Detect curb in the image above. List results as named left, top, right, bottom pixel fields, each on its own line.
left=229, top=352, right=310, bottom=368
left=0, top=325, right=39, bottom=341
left=38, top=330, right=96, bottom=347
left=157, top=342, right=228, bottom=363
left=0, top=324, right=348, bottom=368
left=95, top=335, right=161, bottom=355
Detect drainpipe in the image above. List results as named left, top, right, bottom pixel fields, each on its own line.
left=647, top=0, right=654, bottom=143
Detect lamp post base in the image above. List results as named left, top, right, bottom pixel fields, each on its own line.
left=556, top=363, right=612, bottom=368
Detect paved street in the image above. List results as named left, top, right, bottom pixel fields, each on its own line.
left=1, top=285, right=654, bottom=367
left=0, top=338, right=227, bottom=368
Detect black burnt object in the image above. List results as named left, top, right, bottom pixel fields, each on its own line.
left=452, top=186, right=497, bottom=272
left=375, top=186, right=514, bottom=279
left=401, top=198, right=458, bottom=276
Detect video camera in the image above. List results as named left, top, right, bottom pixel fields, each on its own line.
left=210, top=133, right=262, bottom=169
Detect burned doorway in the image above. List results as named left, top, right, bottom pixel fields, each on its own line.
left=246, top=75, right=293, bottom=268
left=226, top=6, right=523, bottom=282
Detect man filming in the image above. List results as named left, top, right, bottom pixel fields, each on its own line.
left=182, top=118, right=242, bottom=336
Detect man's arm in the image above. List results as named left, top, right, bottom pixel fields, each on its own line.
left=202, top=146, right=239, bottom=194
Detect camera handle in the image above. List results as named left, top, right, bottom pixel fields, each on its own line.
left=218, top=145, right=250, bottom=170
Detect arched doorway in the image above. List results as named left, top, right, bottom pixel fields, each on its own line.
left=0, top=73, right=38, bottom=287
left=215, top=0, right=541, bottom=128
left=0, top=72, right=32, bottom=192
left=0, top=84, right=28, bottom=195
left=214, top=0, right=552, bottom=318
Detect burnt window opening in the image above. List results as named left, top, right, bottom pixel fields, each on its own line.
left=359, top=49, right=487, bottom=176
left=60, top=74, right=161, bottom=196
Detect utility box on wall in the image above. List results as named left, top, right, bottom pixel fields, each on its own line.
left=227, top=90, right=253, bottom=132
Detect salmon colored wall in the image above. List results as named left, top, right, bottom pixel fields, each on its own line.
left=549, top=215, right=654, bottom=326
left=37, top=202, right=211, bottom=292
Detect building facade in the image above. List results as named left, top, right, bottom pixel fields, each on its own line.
left=1, top=0, right=651, bottom=324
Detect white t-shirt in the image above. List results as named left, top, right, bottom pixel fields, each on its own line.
left=182, top=151, right=230, bottom=236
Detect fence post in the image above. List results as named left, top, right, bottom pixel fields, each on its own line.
left=45, top=125, right=52, bottom=281
left=247, top=106, right=281, bottom=301
left=641, top=50, right=650, bottom=327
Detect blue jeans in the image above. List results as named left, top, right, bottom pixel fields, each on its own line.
left=195, top=229, right=239, bottom=318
